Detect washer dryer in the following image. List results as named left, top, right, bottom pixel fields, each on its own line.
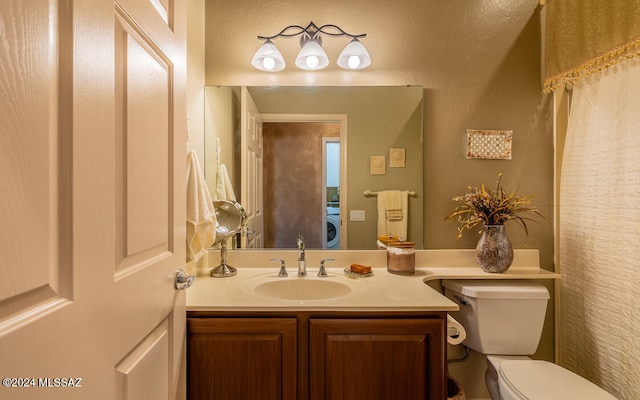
left=326, top=207, right=340, bottom=249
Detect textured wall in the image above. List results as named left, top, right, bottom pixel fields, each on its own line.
left=187, top=0, right=206, bottom=161
left=203, top=0, right=553, bottom=259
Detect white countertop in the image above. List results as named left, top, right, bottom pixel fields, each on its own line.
left=187, top=267, right=459, bottom=312
left=186, top=249, right=559, bottom=313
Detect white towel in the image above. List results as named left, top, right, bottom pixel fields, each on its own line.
left=186, top=150, right=216, bottom=262
left=215, top=164, right=236, bottom=201
left=377, top=190, right=409, bottom=239
left=383, top=190, right=403, bottom=221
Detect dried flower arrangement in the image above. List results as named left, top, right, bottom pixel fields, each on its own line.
left=446, top=173, right=542, bottom=239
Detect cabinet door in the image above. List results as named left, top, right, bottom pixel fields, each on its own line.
left=188, top=318, right=297, bottom=400
left=310, top=318, right=446, bottom=400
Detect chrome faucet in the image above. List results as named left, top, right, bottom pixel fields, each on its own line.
left=297, top=232, right=306, bottom=277
left=318, top=258, right=335, bottom=278
left=271, top=258, right=288, bottom=277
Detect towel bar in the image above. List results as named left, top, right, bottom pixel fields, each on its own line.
left=363, top=190, right=417, bottom=197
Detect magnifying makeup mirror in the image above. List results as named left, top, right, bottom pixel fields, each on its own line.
left=210, top=200, right=248, bottom=278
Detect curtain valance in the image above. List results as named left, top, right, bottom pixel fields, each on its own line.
left=544, top=0, right=640, bottom=91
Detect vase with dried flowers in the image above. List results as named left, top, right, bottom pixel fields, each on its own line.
left=446, top=173, right=542, bottom=273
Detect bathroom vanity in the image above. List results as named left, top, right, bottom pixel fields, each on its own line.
left=188, top=311, right=446, bottom=400
left=186, top=249, right=559, bottom=400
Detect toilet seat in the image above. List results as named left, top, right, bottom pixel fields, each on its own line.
left=498, top=360, right=617, bottom=400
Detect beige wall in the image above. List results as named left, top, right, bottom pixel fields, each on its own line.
left=187, top=0, right=206, bottom=161
left=186, top=0, right=207, bottom=273
left=197, top=0, right=553, bottom=397
left=203, top=86, right=238, bottom=197
left=203, top=0, right=553, bottom=260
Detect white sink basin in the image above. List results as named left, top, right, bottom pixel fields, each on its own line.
left=253, top=278, right=352, bottom=300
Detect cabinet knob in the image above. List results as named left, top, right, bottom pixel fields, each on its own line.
left=175, top=269, right=195, bottom=290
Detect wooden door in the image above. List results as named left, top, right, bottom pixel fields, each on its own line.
left=187, top=318, right=297, bottom=400
left=309, top=318, right=446, bottom=400
left=240, top=87, right=264, bottom=248
left=0, top=0, right=187, bottom=399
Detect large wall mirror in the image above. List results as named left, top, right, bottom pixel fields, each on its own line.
left=204, top=86, right=423, bottom=250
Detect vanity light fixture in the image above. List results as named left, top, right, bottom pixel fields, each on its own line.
left=251, top=21, right=371, bottom=72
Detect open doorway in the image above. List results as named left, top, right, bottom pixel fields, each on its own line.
left=261, top=114, right=347, bottom=249
left=323, top=139, right=340, bottom=249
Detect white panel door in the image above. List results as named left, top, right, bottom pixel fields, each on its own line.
left=0, top=0, right=187, bottom=399
left=240, top=87, right=264, bottom=248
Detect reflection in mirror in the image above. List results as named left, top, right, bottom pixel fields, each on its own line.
left=209, top=200, right=247, bottom=278
left=204, top=86, right=424, bottom=250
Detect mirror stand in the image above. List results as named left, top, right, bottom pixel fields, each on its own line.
left=210, top=238, right=236, bottom=277
left=209, top=200, right=247, bottom=278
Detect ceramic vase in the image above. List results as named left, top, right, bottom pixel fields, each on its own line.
left=476, top=225, right=513, bottom=273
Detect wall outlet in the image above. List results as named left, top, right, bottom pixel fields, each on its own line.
left=350, top=210, right=366, bottom=221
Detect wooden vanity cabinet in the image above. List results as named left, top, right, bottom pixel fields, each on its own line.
left=309, top=318, right=445, bottom=400
left=187, top=312, right=446, bottom=400
left=187, top=318, right=297, bottom=400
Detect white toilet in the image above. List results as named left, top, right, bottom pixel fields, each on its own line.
left=443, top=280, right=617, bottom=400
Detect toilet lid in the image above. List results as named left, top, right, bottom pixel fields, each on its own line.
left=499, top=360, right=617, bottom=400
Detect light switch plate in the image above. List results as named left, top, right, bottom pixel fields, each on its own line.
left=350, top=210, right=366, bottom=221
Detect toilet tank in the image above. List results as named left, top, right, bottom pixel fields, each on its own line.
left=443, top=280, right=550, bottom=355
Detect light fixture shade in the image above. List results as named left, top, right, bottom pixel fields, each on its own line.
left=337, top=38, right=371, bottom=70
left=295, top=40, right=329, bottom=71
left=251, top=40, right=286, bottom=72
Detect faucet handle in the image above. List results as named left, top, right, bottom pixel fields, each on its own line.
left=271, top=258, right=288, bottom=277
left=318, top=258, right=335, bottom=278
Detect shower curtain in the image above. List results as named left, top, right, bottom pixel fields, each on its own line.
left=559, top=56, right=640, bottom=399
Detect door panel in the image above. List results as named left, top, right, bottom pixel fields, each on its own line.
left=115, top=319, right=170, bottom=400
left=240, top=87, right=264, bottom=248
left=0, top=0, right=71, bottom=326
left=115, top=9, right=171, bottom=273
left=0, top=0, right=187, bottom=399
